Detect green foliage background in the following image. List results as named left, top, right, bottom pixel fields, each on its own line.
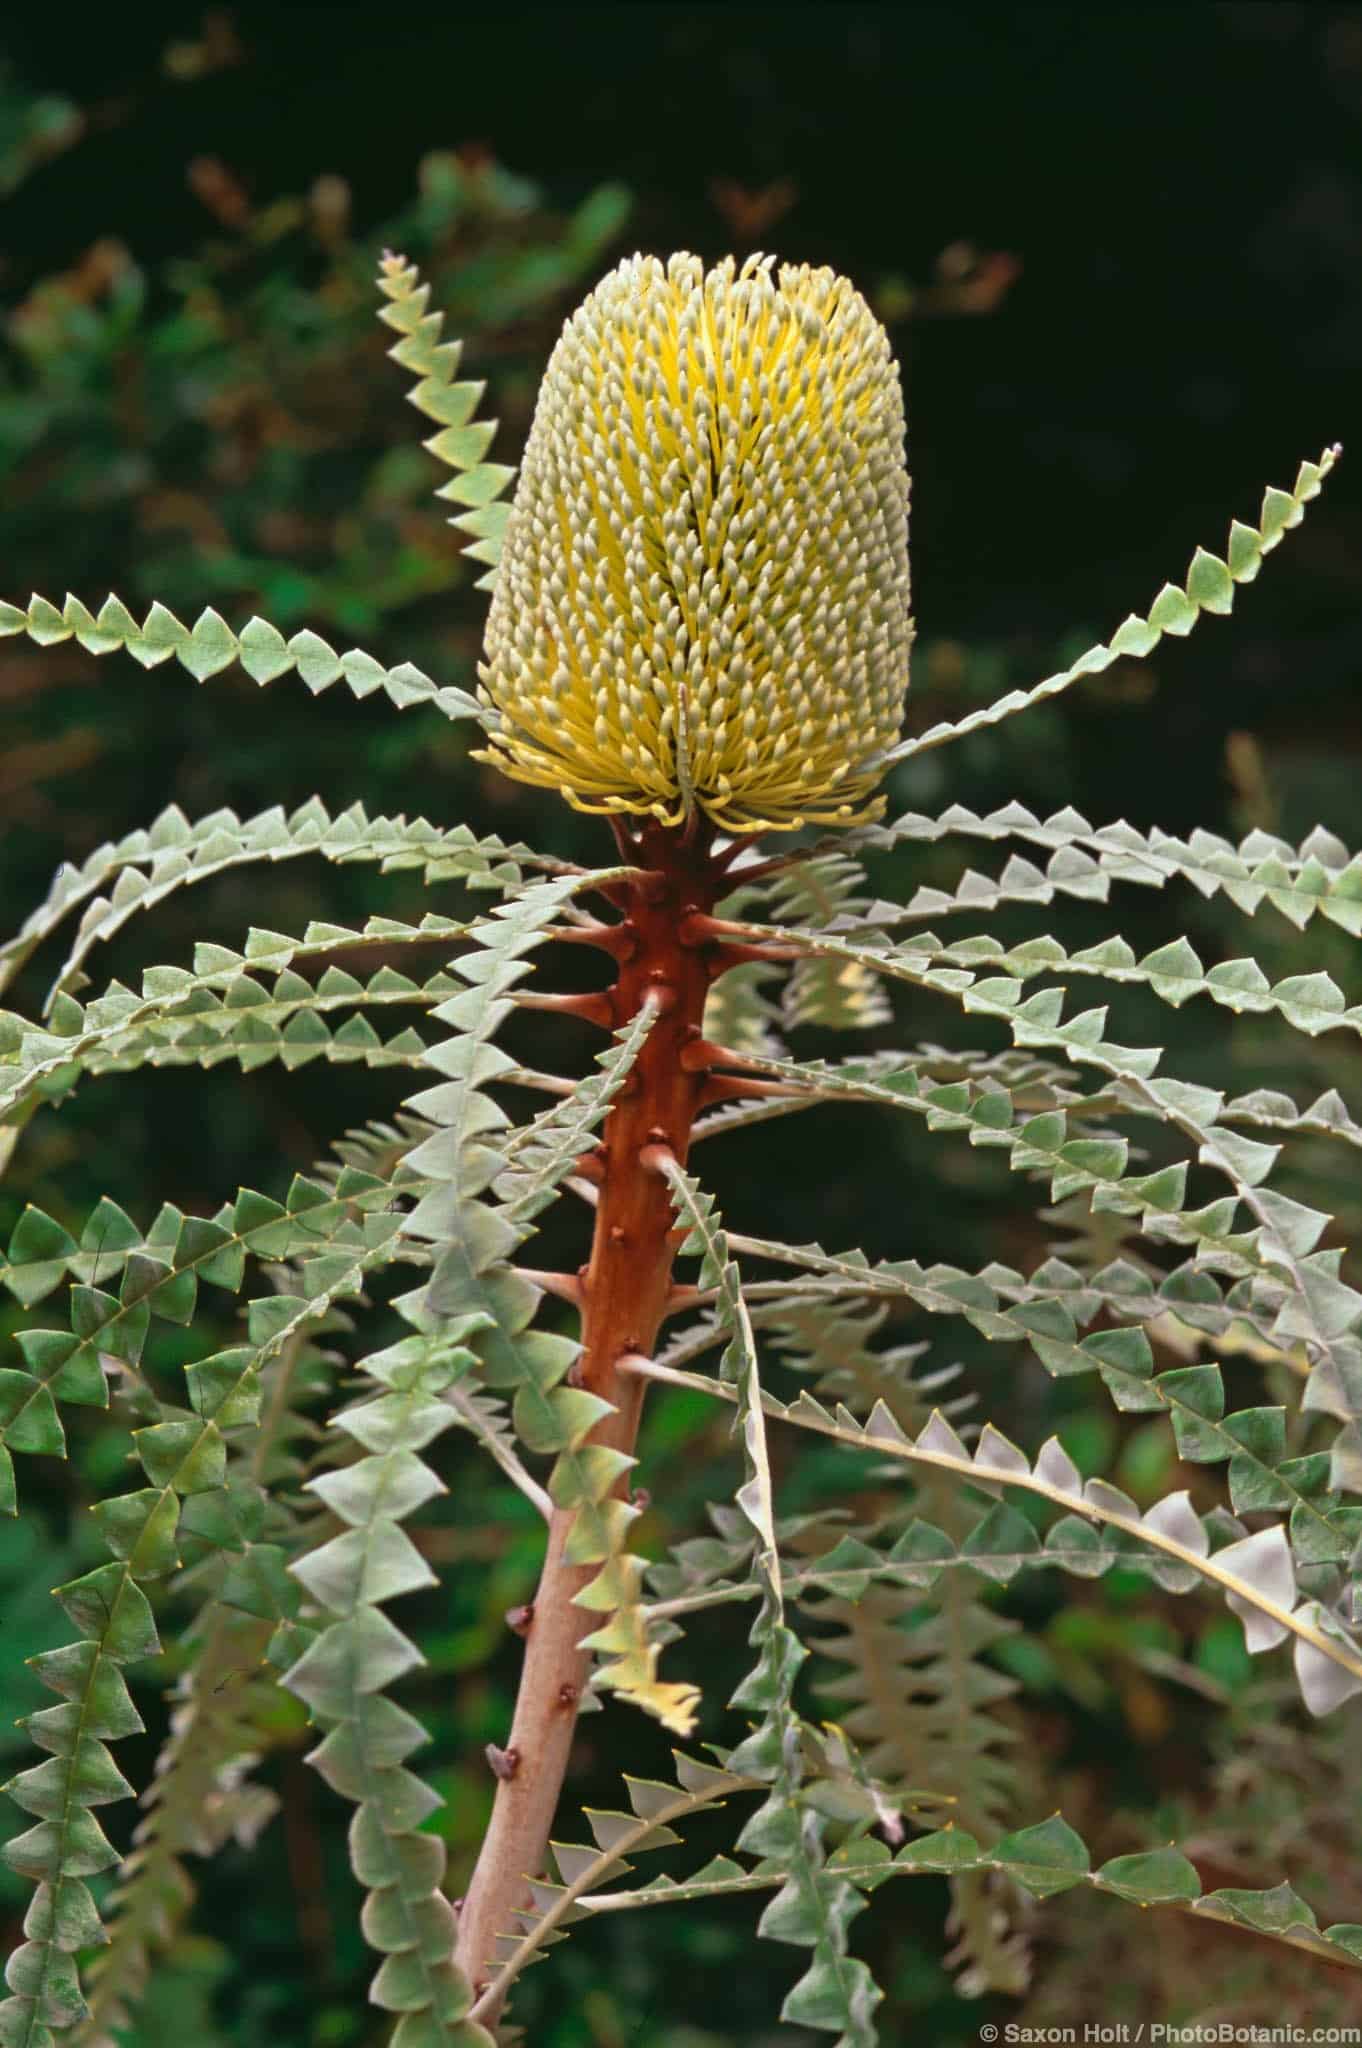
left=1, top=7, right=1360, bottom=2043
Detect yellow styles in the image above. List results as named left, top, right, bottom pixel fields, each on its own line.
left=475, top=251, right=912, bottom=832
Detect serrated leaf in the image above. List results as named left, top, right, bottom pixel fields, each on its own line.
left=992, top=1815, right=1090, bottom=1896
left=1098, top=1848, right=1202, bottom=1904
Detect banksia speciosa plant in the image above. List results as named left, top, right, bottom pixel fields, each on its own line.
left=0, top=227, right=1357, bottom=2048
left=475, top=251, right=913, bottom=829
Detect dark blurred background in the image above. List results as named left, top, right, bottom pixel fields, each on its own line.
left=1, top=6, right=1361, bottom=2045
left=6, top=2, right=1361, bottom=842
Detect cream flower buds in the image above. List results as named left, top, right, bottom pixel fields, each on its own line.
left=475, top=251, right=912, bottom=832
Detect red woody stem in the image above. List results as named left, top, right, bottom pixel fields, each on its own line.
left=454, top=820, right=725, bottom=2005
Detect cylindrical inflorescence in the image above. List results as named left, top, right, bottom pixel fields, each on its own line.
left=476, top=251, right=912, bottom=832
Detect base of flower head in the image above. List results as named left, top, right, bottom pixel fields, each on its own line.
left=470, top=740, right=889, bottom=834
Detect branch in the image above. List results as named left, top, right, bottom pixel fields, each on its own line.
left=869, top=447, right=1339, bottom=769
left=467, top=1762, right=756, bottom=2024
left=618, top=1354, right=1362, bottom=1714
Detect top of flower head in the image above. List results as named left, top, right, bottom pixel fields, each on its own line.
left=475, top=250, right=912, bottom=834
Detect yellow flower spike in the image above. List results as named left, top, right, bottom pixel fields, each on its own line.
left=475, top=251, right=912, bottom=833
